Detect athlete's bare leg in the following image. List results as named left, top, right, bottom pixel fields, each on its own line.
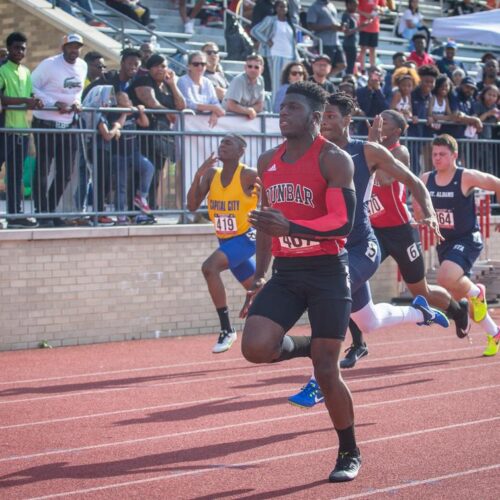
left=436, top=260, right=474, bottom=301
left=406, top=278, right=456, bottom=311
left=201, top=249, right=230, bottom=308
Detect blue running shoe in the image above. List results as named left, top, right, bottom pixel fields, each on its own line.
left=412, top=295, right=450, bottom=328
left=288, top=378, right=324, bottom=408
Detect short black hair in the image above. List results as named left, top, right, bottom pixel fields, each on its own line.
left=393, top=51, right=405, bottom=62
left=327, top=91, right=356, bottom=116
left=84, top=51, right=103, bottom=64
left=286, top=81, right=328, bottom=112
left=412, top=33, right=427, bottom=41
left=120, top=48, right=141, bottom=62
left=381, top=110, right=407, bottom=134
left=6, top=32, right=27, bottom=47
left=417, top=64, right=439, bottom=79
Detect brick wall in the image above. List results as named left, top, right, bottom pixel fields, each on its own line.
left=0, top=224, right=399, bottom=351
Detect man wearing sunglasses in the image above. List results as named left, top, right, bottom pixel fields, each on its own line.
left=83, top=51, right=106, bottom=88
left=223, top=55, right=265, bottom=120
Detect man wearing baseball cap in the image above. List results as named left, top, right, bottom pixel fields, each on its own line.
left=437, top=40, right=466, bottom=79
left=449, top=75, right=482, bottom=139
left=31, top=34, right=87, bottom=227
left=309, top=55, right=336, bottom=94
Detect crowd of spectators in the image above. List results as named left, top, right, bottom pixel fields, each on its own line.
left=0, top=0, right=499, bottom=228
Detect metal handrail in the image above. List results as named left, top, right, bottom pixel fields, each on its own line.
left=51, top=0, right=189, bottom=72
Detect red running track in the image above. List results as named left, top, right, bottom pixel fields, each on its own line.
left=0, top=321, right=499, bottom=499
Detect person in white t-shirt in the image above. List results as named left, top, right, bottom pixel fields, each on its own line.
left=250, top=0, right=298, bottom=99
left=31, top=34, right=87, bottom=227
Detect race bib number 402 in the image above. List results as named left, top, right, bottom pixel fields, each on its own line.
left=435, top=209, right=455, bottom=229
left=278, top=236, right=320, bottom=254
left=215, top=214, right=237, bottom=235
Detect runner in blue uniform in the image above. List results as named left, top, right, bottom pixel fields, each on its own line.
left=289, top=93, right=449, bottom=408
left=418, top=134, right=500, bottom=357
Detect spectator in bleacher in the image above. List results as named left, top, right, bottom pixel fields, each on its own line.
left=382, top=51, right=406, bottom=102
left=223, top=54, right=265, bottom=119
left=407, top=33, right=435, bottom=68
left=474, top=85, right=500, bottom=140
left=357, top=0, right=385, bottom=73
left=128, top=54, right=185, bottom=208
left=137, top=42, right=153, bottom=77
left=179, top=0, right=207, bottom=34
left=452, top=67, right=466, bottom=88
left=308, top=54, right=336, bottom=93
left=427, top=74, right=455, bottom=134
left=396, top=0, right=429, bottom=50
left=273, top=61, right=307, bottom=112
left=178, top=51, right=225, bottom=127
left=341, top=0, right=373, bottom=76
left=477, top=59, right=500, bottom=93
left=56, top=0, right=106, bottom=27
left=32, top=34, right=87, bottom=227
left=452, top=0, right=478, bottom=16
left=83, top=48, right=141, bottom=99
left=356, top=65, right=387, bottom=135
left=0, top=32, right=42, bottom=229
left=105, top=0, right=154, bottom=28
left=202, top=42, right=229, bottom=102
left=307, top=0, right=346, bottom=76
left=436, top=41, right=466, bottom=80
left=339, top=82, right=365, bottom=134
left=251, top=0, right=299, bottom=97
left=407, top=64, right=438, bottom=173
left=449, top=76, right=483, bottom=139
left=390, top=66, right=419, bottom=122
left=84, top=51, right=106, bottom=88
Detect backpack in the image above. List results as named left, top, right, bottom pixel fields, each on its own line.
left=224, top=13, right=254, bottom=61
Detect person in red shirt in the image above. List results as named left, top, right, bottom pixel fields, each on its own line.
left=408, top=33, right=435, bottom=68
left=240, top=81, right=361, bottom=482
left=358, top=0, right=385, bottom=71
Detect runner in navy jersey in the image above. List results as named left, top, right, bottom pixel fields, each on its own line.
left=288, top=92, right=450, bottom=407
left=418, top=134, right=500, bottom=357
left=240, top=81, right=361, bottom=482
left=344, top=110, right=471, bottom=368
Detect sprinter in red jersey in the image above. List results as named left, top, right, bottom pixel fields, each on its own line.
left=240, top=81, right=360, bottom=482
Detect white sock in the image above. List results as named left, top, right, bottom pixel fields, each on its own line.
left=479, top=315, right=498, bottom=336
left=466, top=284, right=481, bottom=298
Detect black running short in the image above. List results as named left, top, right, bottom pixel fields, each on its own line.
left=248, top=253, right=351, bottom=340
left=374, top=223, right=425, bottom=284
left=359, top=31, right=379, bottom=48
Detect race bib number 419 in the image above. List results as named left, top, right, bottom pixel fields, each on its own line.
left=435, top=209, right=454, bottom=229
left=215, top=214, right=237, bottom=235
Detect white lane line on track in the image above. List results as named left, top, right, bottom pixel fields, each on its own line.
left=24, top=416, right=500, bottom=499
left=1, top=360, right=499, bottom=430
left=3, top=382, right=499, bottom=463
left=333, top=463, right=500, bottom=499
left=0, top=354, right=498, bottom=407
left=0, top=334, right=465, bottom=386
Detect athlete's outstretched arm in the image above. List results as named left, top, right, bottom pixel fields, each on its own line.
left=462, top=169, right=500, bottom=200
left=186, top=153, right=217, bottom=212
left=365, top=142, right=443, bottom=240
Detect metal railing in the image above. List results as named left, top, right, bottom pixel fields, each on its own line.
left=1, top=107, right=499, bottom=227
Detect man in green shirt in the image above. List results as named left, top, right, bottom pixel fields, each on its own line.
left=0, top=32, right=43, bottom=228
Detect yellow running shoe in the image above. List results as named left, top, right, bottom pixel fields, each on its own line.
left=483, top=334, right=499, bottom=357
left=468, top=284, right=487, bottom=323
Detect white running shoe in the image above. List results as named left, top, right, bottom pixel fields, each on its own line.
left=212, top=329, right=237, bottom=353
left=184, top=19, right=195, bottom=34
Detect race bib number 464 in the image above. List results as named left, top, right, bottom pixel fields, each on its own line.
left=215, top=214, right=237, bottom=235
left=435, top=209, right=455, bottom=229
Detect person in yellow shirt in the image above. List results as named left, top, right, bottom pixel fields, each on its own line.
left=187, top=135, right=259, bottom=353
